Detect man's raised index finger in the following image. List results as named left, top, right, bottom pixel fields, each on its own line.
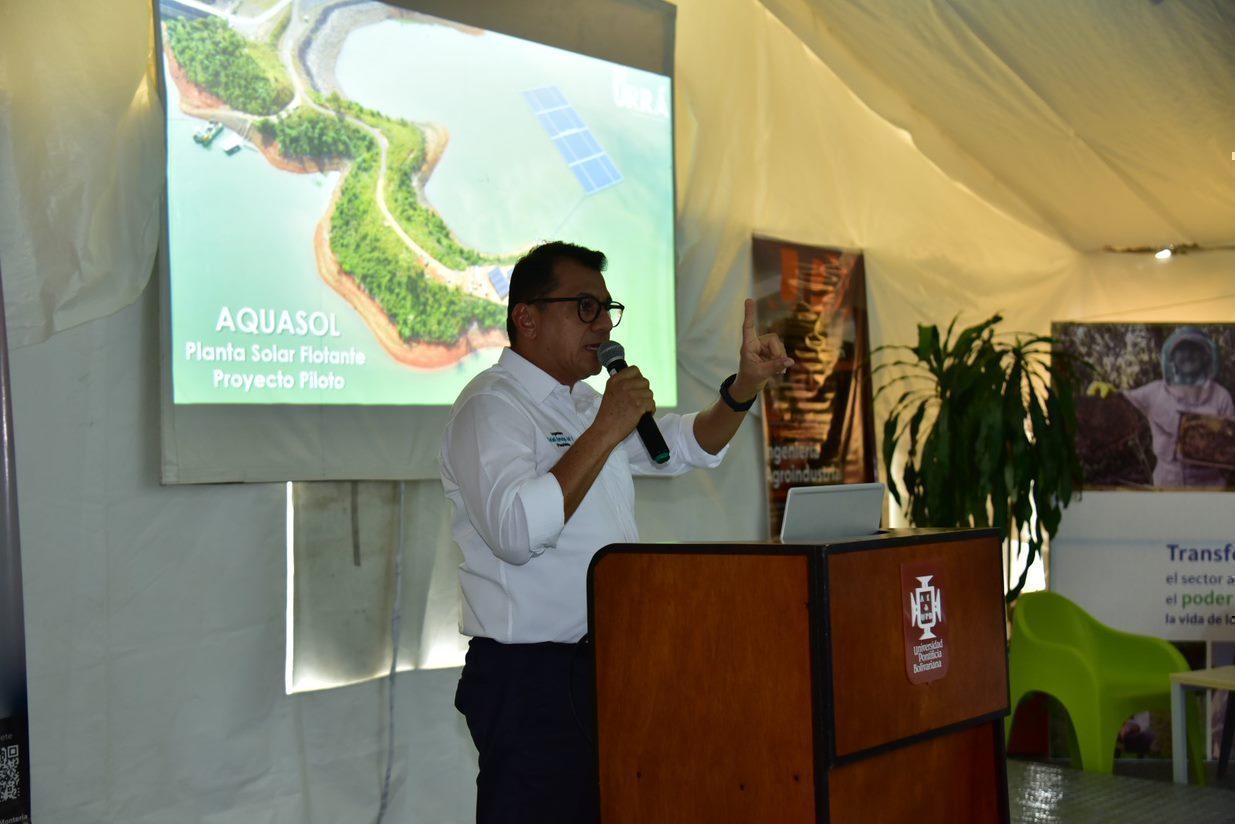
left=742, top=298, right=757, bottom=344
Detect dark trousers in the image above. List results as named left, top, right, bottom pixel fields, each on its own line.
left=455, top=637, right=600, bottom=824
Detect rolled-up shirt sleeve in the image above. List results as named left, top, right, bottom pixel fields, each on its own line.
left=625, top=411, right=728, bottom=476
left=443, top=393, right=566, bottom=565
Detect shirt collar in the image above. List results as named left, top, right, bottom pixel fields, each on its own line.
left=499, top=348, right=602, bottom=405
left=500, top=348, right=566, bottom=403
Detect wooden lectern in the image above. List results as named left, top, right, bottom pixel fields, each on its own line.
left=587, top=529, right=1009, bottom=823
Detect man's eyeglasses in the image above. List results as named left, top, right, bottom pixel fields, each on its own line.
left=529, top=294, right=624, bottom=327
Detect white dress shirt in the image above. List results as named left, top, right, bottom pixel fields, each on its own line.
left=440, top=348, right=727, bottom=643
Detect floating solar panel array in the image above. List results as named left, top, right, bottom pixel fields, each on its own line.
left=488, top=266, right=510, bottom=299
left=522, top=85, right=623, bottom=194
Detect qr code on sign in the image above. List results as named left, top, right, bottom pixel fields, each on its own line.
left=0, top=744, right=19, bottom=801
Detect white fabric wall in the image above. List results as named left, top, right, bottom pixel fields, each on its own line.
left=8, top=0, right=1235, bottom=821
left=13, top=285, right=481, bottom=823
left=0, top=0, right=162, bottom=349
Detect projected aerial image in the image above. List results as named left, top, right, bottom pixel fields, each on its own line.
left=161, top=0, right=675, bottom=405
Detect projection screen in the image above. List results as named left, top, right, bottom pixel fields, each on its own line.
left=157, top=0, right=676, bottom=483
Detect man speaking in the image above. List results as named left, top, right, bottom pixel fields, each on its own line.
left=439, top=241, right=792, bottom=823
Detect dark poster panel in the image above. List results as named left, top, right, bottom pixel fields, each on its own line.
left=752, top=237, right=877, bottom=539
left=0, top=261, right=32, bottom=820
left=1054, top=322, right=1235, bottom=491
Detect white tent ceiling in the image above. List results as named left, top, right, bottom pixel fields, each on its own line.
left=766, top=0, right=1235, bottom=252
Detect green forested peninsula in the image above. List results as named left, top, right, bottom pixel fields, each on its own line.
left=257, top=110, right=363, bottom=160
left=330, top=148, right=505, bottom=344
left=168, top=18, right=504, bottom=346
left=323, top=94, right=500, bottom=272
left=166, top=17, right=292, bottom=115
left=259, top=102, right=504, bottom=343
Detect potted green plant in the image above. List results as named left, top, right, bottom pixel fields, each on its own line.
left=875, top=314, right=1083, bottom=601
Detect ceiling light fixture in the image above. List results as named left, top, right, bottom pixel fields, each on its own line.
left=1102, top=243, right=1205, bottom=257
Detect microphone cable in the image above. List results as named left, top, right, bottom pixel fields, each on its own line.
left=375, top=480, right=405, bottom=824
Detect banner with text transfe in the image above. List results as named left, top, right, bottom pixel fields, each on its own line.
left=751, top=237, right=876, bottom=539
left=1052, top=492, right=1235, bottom=641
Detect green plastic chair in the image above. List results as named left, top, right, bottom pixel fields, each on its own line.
left=1006, top=590, right=1206, bottom=783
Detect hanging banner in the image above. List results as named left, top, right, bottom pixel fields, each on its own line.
left=0, top=263, right=32, bottom=822
left=751, top=237, right=876, bottom=539
left=1051, top=322, right=1235, bottom=641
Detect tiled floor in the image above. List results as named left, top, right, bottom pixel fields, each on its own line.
left=1009, top=759, right=1235, bottom=823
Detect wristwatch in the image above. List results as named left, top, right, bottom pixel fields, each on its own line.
left=719, top=374, right=757, bottom=412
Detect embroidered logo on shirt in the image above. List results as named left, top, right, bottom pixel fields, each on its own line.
left=547, top=431, right=574, bottom=448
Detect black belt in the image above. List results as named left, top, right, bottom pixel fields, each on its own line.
left=469, top=635, right=590, bottom=651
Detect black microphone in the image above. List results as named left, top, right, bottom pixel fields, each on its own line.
left=597, top=341, right=671, bottom=465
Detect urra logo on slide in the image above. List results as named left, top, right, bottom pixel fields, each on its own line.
left=901, top=562, right=949, bottom=684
